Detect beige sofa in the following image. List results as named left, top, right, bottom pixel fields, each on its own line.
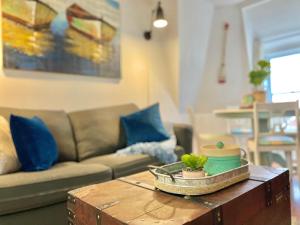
left=0, top=104, right=192, bottom=225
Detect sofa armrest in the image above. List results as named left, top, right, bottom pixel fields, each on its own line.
left=173, top=124, right=193, bottom=154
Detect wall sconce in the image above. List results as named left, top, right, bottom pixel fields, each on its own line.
left=144, top=1, right=168, bottom=40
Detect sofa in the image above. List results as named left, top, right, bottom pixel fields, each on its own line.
left=0, top=103, right=193, bottom=225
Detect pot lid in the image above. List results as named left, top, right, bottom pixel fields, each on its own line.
left=200, top=142, right=241, bottom=157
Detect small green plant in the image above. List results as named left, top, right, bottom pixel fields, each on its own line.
left=249, top=60, right=271, bottom=87
left=181, top=154, right=208, bottom=171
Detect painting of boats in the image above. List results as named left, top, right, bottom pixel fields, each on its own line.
left=64, top=28, right=112, bottom=64
left=2, top=17, right=54, bottom=57
left=1, top=0, right=121, bottom=78
left=2, top=0, right=57, bottom=30
left=66, top=4, right=117, bottom=42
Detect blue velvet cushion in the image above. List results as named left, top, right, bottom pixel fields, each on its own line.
left=10, top=115, right=58, bottom=171
left=121, top=104, right=170, bottom=146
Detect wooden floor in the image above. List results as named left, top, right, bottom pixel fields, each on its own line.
left=291, top=177, right=300, bottom=225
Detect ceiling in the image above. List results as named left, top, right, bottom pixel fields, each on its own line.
left=212, top=0, right=247, bottom=6
left=244, top=0, right=300, bottom=40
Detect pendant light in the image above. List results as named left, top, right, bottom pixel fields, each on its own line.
left=144, top=1, right=168, bottom=40
left=153, top=1, right=168, bottom=28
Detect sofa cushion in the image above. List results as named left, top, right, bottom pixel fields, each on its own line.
left=81, top=146, right=185, bottom=178
left=69, top=104, right=139, bottom=161
left=121, top=104, right=170, bottom=146
left=0, top=162, right=112, bottom=215
left=10, top=115, right=58, bottom=171
left=0, top=107, right=76, bottom=162
left=0, top=116, right=20, bottom=174
left=173, top=124, right=193, bottom=154
left=82, top=153, right=157, bottom=178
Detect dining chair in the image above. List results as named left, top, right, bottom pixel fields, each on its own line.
left=247, top=101, right=300, bottom=175
left=187, top=108, right=236, bottom=154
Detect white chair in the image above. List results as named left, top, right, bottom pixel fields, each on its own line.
left=187, top=108, right=236, bottom=154
left=248, top=101, right=300, bottom=175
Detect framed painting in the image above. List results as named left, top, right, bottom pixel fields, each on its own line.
left=1, top=0, right=120, bottom=78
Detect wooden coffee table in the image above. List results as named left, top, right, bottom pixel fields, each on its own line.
left=67, top=165, right=291, bottom=225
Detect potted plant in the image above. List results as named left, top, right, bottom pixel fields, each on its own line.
left=249, top=60, right=271, bottom=103
left=181, top=154, right=208, bottom=178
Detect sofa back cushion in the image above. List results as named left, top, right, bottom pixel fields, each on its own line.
left=10, top=115, right=58, bottom=171
left=0, top=107, right=76, bottom=162
left=69, top=104, right=138, bottom=161
left=121, top=104, right=170, bottom=146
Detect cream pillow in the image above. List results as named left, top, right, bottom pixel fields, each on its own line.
left=0, top=116, right=20, bottom=174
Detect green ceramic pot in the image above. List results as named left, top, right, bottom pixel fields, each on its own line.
left=201, top=143, right=243, bottom=176
left=204, top=155, right=241, bottom=176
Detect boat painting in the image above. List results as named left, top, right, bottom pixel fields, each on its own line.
left=66, top=4, right=117, bottom=42
left=2, top=0, right=57, bottom=29
left=1, top=0, right=121, bottom=78
left=2, top=17, right=54, bottom=57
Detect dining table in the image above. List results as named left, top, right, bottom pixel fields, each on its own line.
left=212, top=107, right=295, bottom=167
left=213, top=108, right=254, bottom=119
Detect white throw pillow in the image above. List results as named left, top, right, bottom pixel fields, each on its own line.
left=0, top=116, right=20, bottom=174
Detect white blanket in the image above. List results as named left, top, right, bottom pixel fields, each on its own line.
left=116, top=135, right=177, bottom=164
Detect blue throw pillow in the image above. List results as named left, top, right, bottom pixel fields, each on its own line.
left=10, top=115, right=58, bottom=171
left=121, top=104, right=170, bottom=146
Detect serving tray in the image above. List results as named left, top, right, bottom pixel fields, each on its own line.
left=148, top=159, right=250, bottom=196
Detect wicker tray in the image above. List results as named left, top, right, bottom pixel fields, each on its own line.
left=148, top=159, right=250, bottom=196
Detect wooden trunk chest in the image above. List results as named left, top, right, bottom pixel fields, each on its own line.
left=67, top=165, right=291, bottom=225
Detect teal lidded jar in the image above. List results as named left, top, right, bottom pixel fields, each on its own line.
left=201, top=142, right=241, bottom=176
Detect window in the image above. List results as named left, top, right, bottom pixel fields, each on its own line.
left=269, top=54, right=300, bottom=103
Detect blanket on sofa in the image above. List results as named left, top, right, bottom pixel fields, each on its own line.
left=116, top=135, right=177, bottom=164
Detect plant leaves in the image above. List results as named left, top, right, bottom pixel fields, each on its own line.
left=248, top=60, right=271, bottom=86
left=181, top=154, right=207, bottom=170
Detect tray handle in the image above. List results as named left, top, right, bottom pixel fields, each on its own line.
left=148, top=165, right=175, bottom=182
left=241, top=148, right=248, bottom=160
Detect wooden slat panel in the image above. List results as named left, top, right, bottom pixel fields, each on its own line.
left=128, top=196, right=211, bottom=225
left=70, top=181, right=175, bottom=223
left=249, top=166, right=288, bottom=181
left=245, top=192, right=291, bottom=225
left=194, top=180, right=263, bottom=205
left=69, top=166, right=290, bottom=225
left=73, top=196, right=99, bottom=225
left=222, top=183, right=266, bottom=225
left=122, top=171, right=155, bottom=186
left=70, top=180, right=212, bottom=224
left=101, top=188, right=175, bottom=222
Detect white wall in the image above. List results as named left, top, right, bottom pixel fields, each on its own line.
left=195, top=4, right=250, bottom=114
left=3, top=0, right=281, bottom=128
left=0, top=0, right=185, bottom=124
left=244, top=0, right=300, bottom=39
left=262, top=32, right=300, bottom=59
left=242, top=0, right=300, bottom=66
left=0, top=0, right=151, bottom=112
left=146, top=0, right=184, bottom=122
left=192, top=0, right=300, bottom=134
left=178, top=0, right=215, bottom=113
